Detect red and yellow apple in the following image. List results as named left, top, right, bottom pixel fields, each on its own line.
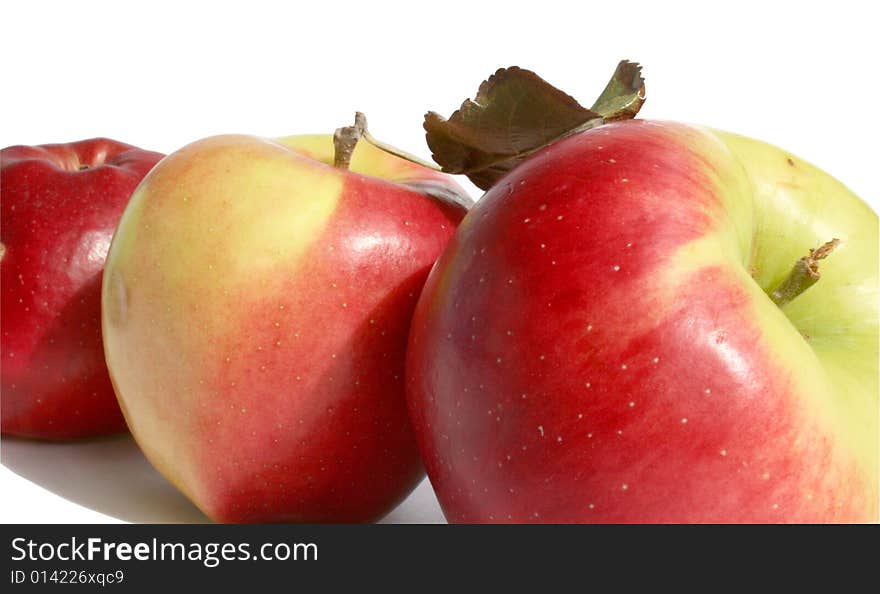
left=1, top=138, right=163, bottom=439
left=101, top=128, right=469, bottom=522
left=406, top=120, right=878, bottom=523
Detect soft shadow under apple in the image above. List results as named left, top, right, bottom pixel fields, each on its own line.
left=1, top=434, right=208, bottom=523
left=1, top=435, right=445, bottom=524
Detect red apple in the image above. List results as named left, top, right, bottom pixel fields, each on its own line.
left=101, top=121, right=470, bottom=522
left=1, top=138, right=164, bottom=439
left=406, top=120, right=877, bottom=523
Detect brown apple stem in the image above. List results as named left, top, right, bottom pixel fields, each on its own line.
left=769, top=239, right=840, bottom=308
left=332, top=113, right=365, bottom=170
left=333, top=112, right=442, bottom=172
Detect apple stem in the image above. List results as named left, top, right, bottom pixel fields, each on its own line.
left=769, top=238, right=840, bottom=308
left=332, top=113, right=365, bottom=170
left=333, top=112, right=443, bottom=172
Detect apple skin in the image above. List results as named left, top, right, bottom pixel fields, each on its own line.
left=406, top=120, right=878, bottom=523
left=102, top=133, right=469, bottom=523
left=1, top=138, right=164, bottom=439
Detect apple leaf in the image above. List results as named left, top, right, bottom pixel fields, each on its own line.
left=424, top=60, right=645, bottom=190
left=590, top=61, right=646, bottom=121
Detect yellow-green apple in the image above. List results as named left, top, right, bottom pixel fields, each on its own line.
left=101, top=120, right=470, bottom=522
left=406, top=71, right=878, bottom=523
left=1, top=138, right=163, bottom=439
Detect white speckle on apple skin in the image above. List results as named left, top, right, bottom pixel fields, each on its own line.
left=537, top=425, right=545, bottom=437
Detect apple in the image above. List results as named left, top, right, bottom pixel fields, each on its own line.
left=406, top=119, right=878, bottom=523
left=101, top=118, right=470, bottom=522
left=1, top=138, right=164, bottom=439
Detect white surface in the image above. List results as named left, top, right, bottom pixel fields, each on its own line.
left=1, top=0, right=877, bottom=523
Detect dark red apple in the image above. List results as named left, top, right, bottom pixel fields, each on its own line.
left=1, top=138, right=164, bottom=439
left=406, top=120, right=877, bottom=523
left=406, top=65, right=877, bottom=523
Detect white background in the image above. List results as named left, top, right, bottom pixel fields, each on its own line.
left=1, top=0, right=877, bottom=523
